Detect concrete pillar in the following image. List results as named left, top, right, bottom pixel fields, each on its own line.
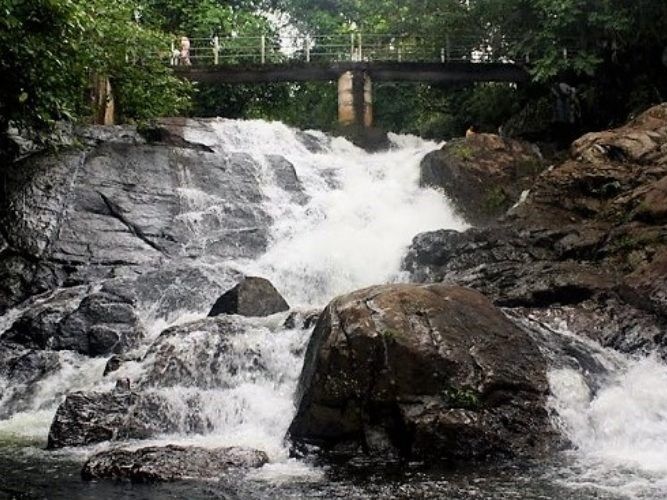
left=338, top=71, right=373, bottom=127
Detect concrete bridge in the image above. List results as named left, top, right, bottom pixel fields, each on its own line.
left=172, top=34, right=536, bottom=127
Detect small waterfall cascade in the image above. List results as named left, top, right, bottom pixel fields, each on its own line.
left=0, top=120, right=466, bottom=463
left=514, top=311, right=667, bottom=498
left=1, top=119, right=666, bottom=497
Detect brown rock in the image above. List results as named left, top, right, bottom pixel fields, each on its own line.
left=571, top=103, right=667, bottom=165
left=289, top=283, right=553, bottom=462
left=420, top=133, right=545, bottom=225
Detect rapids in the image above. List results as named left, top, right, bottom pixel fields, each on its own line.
left=0, top=119, right=666, bottom=499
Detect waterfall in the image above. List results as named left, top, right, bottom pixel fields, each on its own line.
left=0, top=120, right=465, bottom=463
left=1, top=119, right=666, bottom=497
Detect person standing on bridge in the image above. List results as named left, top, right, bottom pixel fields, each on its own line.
left=180, top=36, right=191, bottom=66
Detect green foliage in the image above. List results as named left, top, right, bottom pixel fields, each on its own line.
left=0, top=0, right=190, bottom=155
left=444, top=387, right=481, bottom=410
left=483, top=186, right=510, bottom=214
left=449, top=143, right=475, bottom=161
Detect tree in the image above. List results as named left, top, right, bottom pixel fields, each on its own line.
left=0, top=0, right=190, bottom=160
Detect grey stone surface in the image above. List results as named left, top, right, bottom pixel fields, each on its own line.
left=81, top=444, right=268, bottom=482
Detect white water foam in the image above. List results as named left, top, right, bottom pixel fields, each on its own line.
left=549, top=350, right=667, bottom=498
left=186, top=118, right=467, bottom=306
left=0, top=120, right=462, bottom=483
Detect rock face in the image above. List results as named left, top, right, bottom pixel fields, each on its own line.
left=420, top=133, right=545, bottom=225
left=208, top=277, right=290, bottom=317
left=289, top=283, right=552, bottom=461
left=406, top=104, right=667, bottom=357
left=81, top=445, right=268, bottom=482
left=0, top=119, right=283, bottom=314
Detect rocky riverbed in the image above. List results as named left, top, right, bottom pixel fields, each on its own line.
left=0, top=109, right=666, bottom=498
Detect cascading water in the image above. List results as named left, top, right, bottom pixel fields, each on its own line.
left=515, top=312, right=667, bottom=499
left=1, top=119, right=667, bottom=499
left=0, top=119, right=467, bottom=480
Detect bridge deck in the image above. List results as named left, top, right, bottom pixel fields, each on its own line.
left=175, top=61, right=529, bottom=84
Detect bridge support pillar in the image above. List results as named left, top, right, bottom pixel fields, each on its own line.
left=338, top=71, right=372, bottom=127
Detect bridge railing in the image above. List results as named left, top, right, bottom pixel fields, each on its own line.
left=170, top=33, right=551, bottom=66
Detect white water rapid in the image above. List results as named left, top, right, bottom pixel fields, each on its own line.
left=2, top=119, right=667, bottom=499
left=0, top=120, right=466, bottom=468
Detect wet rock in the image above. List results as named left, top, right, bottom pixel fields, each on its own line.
left=420, top=134, right=544, bottom=225
left=103, top=353, right=141, bottom=376
left=81, top=445, right=268, bottom=482
left=289, top=283, right=552, bottom=462
left=0, top=251, right=36, bottom=314
left=296, top=130, right=329, bottom=153
left=138, top=316, right=266, bottom=389
left=267, top=155, right=309, bottom=204
left=2, top=287, right=89, bottom=352
left=208, top=277, right=289, bottom=318
left=0, top=120, right=272, bottom=305
left=46, top=388, right=209, bottom=448
left=3, top=286, right=144, bottom=356
left=47, top=390, right=141, bottom=449
left=283, top=309, right=321, bottom=330
left=0, top=341, right=61, bottom=418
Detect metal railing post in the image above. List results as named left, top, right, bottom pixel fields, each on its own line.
left=358, top=33, right=363, bottom=61
left=305, top=36, right=311, bottom=62
left=213, top=36, right=219, bottom=65
left=350, top=33, right=355, bottom=60
left=261, top=35, right=266, bottom=64
left=440, top=47, right=445, bottom=63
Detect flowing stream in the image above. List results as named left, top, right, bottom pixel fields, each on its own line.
left=0, top=120, right=666, bottom=498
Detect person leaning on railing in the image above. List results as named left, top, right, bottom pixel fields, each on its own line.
left=179, top=36, right=191, bottom=66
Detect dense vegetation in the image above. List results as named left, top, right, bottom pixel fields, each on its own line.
left=1, top=0, right=666, bottom=160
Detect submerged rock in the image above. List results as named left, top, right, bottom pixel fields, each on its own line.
left=81, top=444, right=268, bottom=482
left=288, top=283, right=552, bottom=462
left=208, top=277, right=289, bottom=318
left=420, top=133, right=544, bottom=225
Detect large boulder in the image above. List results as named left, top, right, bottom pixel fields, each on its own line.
left=208, top=277, right=289, bottom=317
left=420, top=134, right=545, bottom=225
left=81, top=445, right=268, bottom=482
left=288, top=283, right=552, bottom=462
